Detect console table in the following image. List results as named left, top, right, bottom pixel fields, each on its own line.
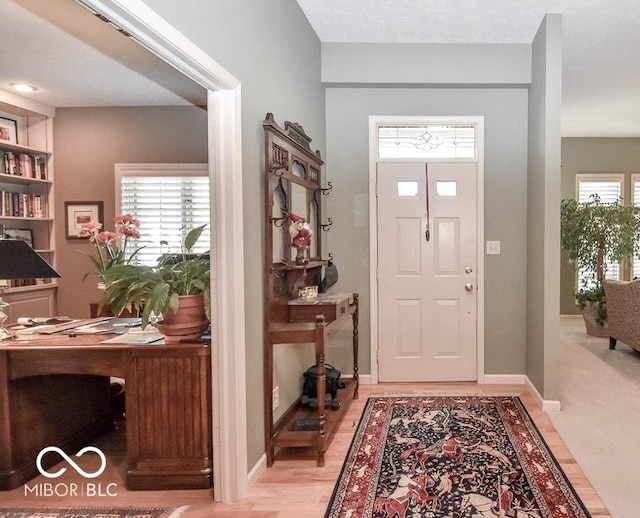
left=0, top=335, right=212, bottom=491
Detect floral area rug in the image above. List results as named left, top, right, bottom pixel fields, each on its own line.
left=326, top=396, right=591, bottom=517
left=0, top=507, right=176, bottom=518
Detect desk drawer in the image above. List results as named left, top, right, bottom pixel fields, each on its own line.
left=288, top=295, right=350, bottom=323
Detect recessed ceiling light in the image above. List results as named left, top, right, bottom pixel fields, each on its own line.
left=9, top=83, right=38, bottom=93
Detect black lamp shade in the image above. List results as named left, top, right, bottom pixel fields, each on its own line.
left=0, top=240, right=60, bottom=279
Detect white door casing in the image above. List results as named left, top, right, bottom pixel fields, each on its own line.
left=377, top=162, right=477, bottom=381
left=79, top=0, right=247, bottom=503
left=369, top=115, right=485, bottom=384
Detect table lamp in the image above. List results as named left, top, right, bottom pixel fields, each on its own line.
left=0, top=239, right=61, bottom=340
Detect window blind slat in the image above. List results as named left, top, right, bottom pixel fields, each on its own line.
left=120, top=174, right=210, bottom=266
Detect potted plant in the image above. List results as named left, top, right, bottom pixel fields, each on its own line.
left=79, top=213, right=144, bottom=285
left=560, top=194, right=640, bottom=335
left=100, top=224, right=210, bottom=342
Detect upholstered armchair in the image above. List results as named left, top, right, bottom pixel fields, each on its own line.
left=603, top=279, right=640, bottom=351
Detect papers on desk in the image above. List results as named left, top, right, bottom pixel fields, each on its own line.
left=10, top=316, right=163, bottom=344
left=100, top=326, right=164, bottom=344
left=16, top=316, right=73, bottom=326
left=11, top=317, right=139, bottom=336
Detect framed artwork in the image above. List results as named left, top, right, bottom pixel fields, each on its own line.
left=65, top=201, right=104, bottom=239
left=4, top=228, right=34, bottom=248
left=0, top=116, right=18, bottom=144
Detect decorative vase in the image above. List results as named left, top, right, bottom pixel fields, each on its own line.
left=155, top=293, right=209, bottom=344
left=581, top=303, right=609, bottom=337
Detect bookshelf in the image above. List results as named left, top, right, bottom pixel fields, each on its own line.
left=0, top=93, right=56, bottom=319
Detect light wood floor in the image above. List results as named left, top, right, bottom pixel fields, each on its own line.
left=0, top=383, right=610, bottom=517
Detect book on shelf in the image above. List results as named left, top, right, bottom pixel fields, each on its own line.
left=0, top=191, right=46, bottom=218
left=0, top=151, right=47, bottom=180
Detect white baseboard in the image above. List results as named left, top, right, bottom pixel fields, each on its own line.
left=525, top=376, right=561, bottom=412
left=483, top=374, right=527, bottom=385
left=247, top=453, right=266, bottom=489
left=481, top=374, right=562, bottom=412
left=341, top=373, right=372, bottom=385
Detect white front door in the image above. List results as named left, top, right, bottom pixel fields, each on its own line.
left=377, top=162, right=477, bottom=381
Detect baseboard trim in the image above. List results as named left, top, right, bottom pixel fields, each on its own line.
left=342, top=374, right=373, bottom=385
left=525, top=376, right=562, bottom=412
left=483, top=374, right=526, bottom=385
left=247, top=454, right=266, bottom=489
left=342, top=373, right=562, bottom=411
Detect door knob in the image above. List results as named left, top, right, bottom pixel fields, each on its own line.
left=464, top=283, right=474, bottom=292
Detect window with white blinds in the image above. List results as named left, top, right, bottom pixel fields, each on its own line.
left=576, top=174, right=624, bottom=288
left=116, top=164, right=210, bottom=266
left=632, top=174, right=640, bottom=279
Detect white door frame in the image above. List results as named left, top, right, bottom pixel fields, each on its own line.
left=368, top=115, right=485, bottom=385
left=79, top=0, right=247, bottom=503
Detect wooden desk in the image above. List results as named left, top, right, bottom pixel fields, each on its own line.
left=0, top=335, right=212, bottom=491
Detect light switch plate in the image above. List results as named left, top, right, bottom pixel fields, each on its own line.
left=486, top=241, right=501, bottom=255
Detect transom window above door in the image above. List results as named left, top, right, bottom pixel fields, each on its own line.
left=377, top=124, right=476, bottom=159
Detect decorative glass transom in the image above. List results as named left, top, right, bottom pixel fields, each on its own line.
left=378, top=124, right=476, bottom=159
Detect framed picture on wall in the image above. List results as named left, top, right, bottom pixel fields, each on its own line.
left=65, top=201, right=104, bottom=239
left=4, top=228, right=33, bottom=248
left=0, top=116, right=18, bottom=144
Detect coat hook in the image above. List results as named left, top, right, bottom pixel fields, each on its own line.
left=328, top=252, right=334, bottom=262
left=321, top=181, right=333, bottom=196
left=321, top=218, right=333, bottom=231
left=271, top=208, right=289, bottom=227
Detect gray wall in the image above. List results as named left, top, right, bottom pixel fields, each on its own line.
left=321, top=43, right=531, bottom=84
left=560, top=137, right=640, bottom=315
left=525, top=15, right=562, bottom=400
left=54, top=106, right=208, bottom=318
left=325, top=88, right=529, bottom=376
left=140, top=0, right=324, bottom=469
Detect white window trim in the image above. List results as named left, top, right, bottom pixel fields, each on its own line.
left=631, top=174, right=640, bottom=278
left=575, top=173, right=624, bottom=201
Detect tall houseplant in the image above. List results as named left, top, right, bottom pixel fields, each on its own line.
left=100, top=225, right=210, bottom=341
left=560, top=194, right=640, bottom=333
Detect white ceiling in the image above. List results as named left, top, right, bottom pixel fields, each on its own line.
left=1, top=0, right=638, bottom=137
left=0, top=0, right=207, bottom=108
left=295, top=0, right=640, bottom=137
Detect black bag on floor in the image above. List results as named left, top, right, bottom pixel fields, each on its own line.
left=302, top=364, right=341, bottom=399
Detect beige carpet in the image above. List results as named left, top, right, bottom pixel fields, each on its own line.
left=551, top=316, right=640, bottom=518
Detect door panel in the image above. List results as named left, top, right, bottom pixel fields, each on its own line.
left=377, top=162, right=477, bottom=381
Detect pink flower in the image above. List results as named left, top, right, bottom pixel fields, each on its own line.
left=115, top=214, right=140, bottom=227
left=119, top=226, right=141, bottom=239
left=96, top=231, right=117, bottom=244
left=79, top=214, right=143, bottom=279
left=78, top=221, right=102, bottom=237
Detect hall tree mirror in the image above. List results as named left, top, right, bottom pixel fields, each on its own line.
left=264, top=114, right=325, bottom=271
left=263, top=112, right=360, bottom=469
